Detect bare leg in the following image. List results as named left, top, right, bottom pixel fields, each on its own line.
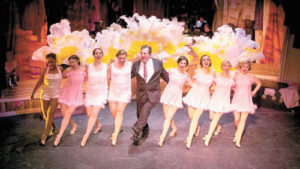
left=41, top=99, right=58, bottom=145
left=40, top=99, right=50, bottom=144
left=234, top=111, right=241, bottom=128
left=187, top=107, right=200, bottom=137
left=158, top=105, right=177, bottom=146
left=235, top=112, right=249, bottom=147
left=209, top=111, right=221, bottom=136
left=69, top=116, right=78, bottom=135
left=54, top=104, right=77, bottom=146
left=86, top=106, right=102, bottom=134
left=40, top=98, right=49, bottom=120
left=162, top=105, right=177, bottom=137
left=186, top=108, right=203, bottom=149
left=204, top=113, right=223, bottom=146
left=112, top=102, right=127, bottom=146
left=233, top=111, right=241, bottom=141
left=109, top=101, right=118, bottom=119
left=81, top=106, right=101, bottom=147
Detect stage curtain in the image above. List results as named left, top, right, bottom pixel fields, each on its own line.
left=20, top=0, right=47, bottom=42
left=260, top=1, right=285, bottom=68
left=134, top=0, right=164, bottom=19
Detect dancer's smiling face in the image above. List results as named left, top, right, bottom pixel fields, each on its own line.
left=241, top=63, right=250, bottom=73
left=178, top=59, right=187, bottom=68
left=221, top=61, right=231, bottom=73
left=140, top=48, right=150, bottom=63
left=93, top=49, right=103, bottom=62
left=201, top=55, right=211, bottom=68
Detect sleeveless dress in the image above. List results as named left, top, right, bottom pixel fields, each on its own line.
left=208, top=76, right=234, bottom=113
left=231, top=74, right=256, bottom=114
left=183, top=71, right=214, bottom=109
left=85, top=63, right=108, bottom=108
left=41, top=66, right=62, bottom=100
left=108, top=61, right=132, bottom=103
left=59, top=69, right=85, bottom=106
left=160, top=68, right=188, bottom=108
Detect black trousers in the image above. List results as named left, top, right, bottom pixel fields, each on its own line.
left=133, top=97, right=155, bottom=134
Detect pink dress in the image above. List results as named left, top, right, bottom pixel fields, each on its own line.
left=59, top=70, right=85, bottom=106
left=208, top=76, right=234, bottom=113
left=231, top=74, right=256, bottom=114
left=85, top=63, right=108, bottom=108
left=108, top=61, right=132, bottom=103
left=183, top=71, right=214, bottom=109
left=160, top=68, right=189, bottom=108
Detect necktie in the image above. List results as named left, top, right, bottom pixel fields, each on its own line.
left=144, top=62, right=147, bottom=82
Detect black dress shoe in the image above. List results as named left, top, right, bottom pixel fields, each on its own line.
left=131, top=129, right=140, bottom=146
left=141, top=124, right=149, bottom=138
left=141, top=130, right=149, bottom=138
left=132, top=139, right=139, bottom=146
left=39, top=139, right=45, bottom=147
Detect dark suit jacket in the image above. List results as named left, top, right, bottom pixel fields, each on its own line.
left=131, top=58, right=169, bottom=104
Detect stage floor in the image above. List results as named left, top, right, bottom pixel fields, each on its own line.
left=0, top=100, right=300, bottom=169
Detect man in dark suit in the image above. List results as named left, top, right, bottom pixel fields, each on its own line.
left=131, top=45, right=169, bottom=145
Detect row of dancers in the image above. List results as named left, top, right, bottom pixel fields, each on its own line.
left=31, top=45, right=261, bottom=149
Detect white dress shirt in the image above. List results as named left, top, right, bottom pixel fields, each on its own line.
left=139, top=58, right=154, bottom=83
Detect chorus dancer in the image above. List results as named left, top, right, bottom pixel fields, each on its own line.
left=108, top=50, right=132, bottom=146
left=183, top=55, right=214, bottom=149
left=231, top=60, right=261, bottom=148
left=54, top=55, right=85, bottom=146
left=80, top=48, right=108, bottom=147
left=158, top=56, right=192, bottom=147
left=31, top=53, right=62, bottom=146
left=203, top=60, right=234, bottom=146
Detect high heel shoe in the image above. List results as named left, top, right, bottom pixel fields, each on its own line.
left=49, top=127, right=58, bottom=137
left=214, top=126, right=222, bottom=136
left=185, top=137, right=192, bottom=150
left=233, top=137, right=237, bottom=143
left=169, top=128, right=177, bottom=137
left=202, top=134, right=208, bottom=141
left=53, top=136, right=62, bottom=147
left=111, top=133, right=115, bottom=140
left=158, top=135, right=164, bottom=147
left=93, top=126, right=102, bottom=135
left=80, top=134, right=89, bottom=147
left=204, top=136, right=211, bottom=147
left=111, top=133, right=118, bottom=146
left=235, top=137, right=241, bottom=148
left=40, top=135, right=47, bottom=146
left=70, top=125, right=78, bottom=135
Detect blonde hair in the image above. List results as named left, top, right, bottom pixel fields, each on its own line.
left=221, top=60, right=232, bottom=68
left=116, top=49, right=127, bottom=57
left=239, top=60, right=252, bottom=71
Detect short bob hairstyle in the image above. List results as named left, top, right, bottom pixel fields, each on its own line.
left=46, top=53, right=57, bottom=61
left=221, top=59, right=232, bottom=68
left=92, top=48, right=104, bottom=55
left=239, top=60, right=252, bottom=71
left=116, top=49, right=127, bottom=57
left=177, top=56, right=189, bottom=67
left=68, top=55, right=81, bottom=65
